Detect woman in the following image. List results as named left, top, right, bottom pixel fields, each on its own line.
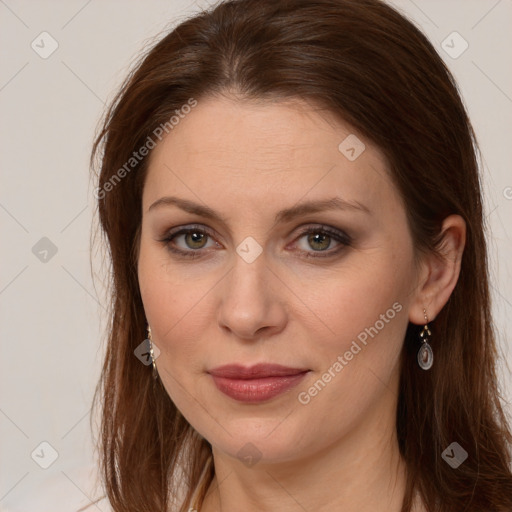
left=87, top=0, right=512, bottom=510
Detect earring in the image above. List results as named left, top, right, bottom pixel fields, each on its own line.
left=146, top=324, right=158, bottom=379
left=417, top=309, right=433, bottom=370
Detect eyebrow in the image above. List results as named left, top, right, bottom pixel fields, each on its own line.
left=148, top=195, right=371, bottom=223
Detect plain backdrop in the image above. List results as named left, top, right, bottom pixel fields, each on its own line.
left=1, top=0, right=511, bottom=510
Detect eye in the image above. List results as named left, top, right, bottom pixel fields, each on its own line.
left=159, top=225, right=219, bottom=258
left=292, top=225, right=351, bottom=258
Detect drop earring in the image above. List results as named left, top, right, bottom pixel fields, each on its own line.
left=417, top=309, right=433, bottom=370
left=147, top=324, right=158, bottom=379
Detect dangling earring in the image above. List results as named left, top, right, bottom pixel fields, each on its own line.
left=147, top=324, right=158, bottom=379
left=417, top=308, right=433, bottom=370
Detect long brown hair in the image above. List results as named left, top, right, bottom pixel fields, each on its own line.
left=87, top=0, right=512, bottom=510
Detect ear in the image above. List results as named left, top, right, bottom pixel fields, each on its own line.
left=409, top=214, right=466, bottom=325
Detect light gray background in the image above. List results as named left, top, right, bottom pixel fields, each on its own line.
left=1, top=0, right=511, bottom=510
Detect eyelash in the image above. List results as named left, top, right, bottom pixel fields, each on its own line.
left=158, top=224, right=352, bottom=259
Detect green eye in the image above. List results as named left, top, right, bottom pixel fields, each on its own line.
left=306, top=232, right=332, bottom=251
left=183, top=231, right=209, bottom=249
left=160, top=224, right=216, bottom=258
left=293, top=226, right=351, bottom=257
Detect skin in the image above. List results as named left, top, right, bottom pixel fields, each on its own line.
left=137, top=95, right=466, bottom=512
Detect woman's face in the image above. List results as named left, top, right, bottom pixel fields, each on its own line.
left=138, top=95, right=423, bottom=464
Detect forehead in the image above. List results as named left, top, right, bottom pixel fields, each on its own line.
left=143, top=95, right=399, bottom=219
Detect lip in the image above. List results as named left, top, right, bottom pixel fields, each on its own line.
left=208, top=364, right=310, bottom=403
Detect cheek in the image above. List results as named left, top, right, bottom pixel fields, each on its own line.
left=137, top=238, right=216, bottom=382
left=291, top=256, right=413, bottom=432
left=138, top=252, right=210, bottom=423
left=139, top=233, right=201, bottom=334
left=307, top=288, right=408, bottom=401
left=296, top=254, right=411, bottom=354
left=291, top=277, right=409, bottom=450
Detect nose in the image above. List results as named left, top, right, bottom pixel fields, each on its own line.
left=216, top=253, right=288, bottom=341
